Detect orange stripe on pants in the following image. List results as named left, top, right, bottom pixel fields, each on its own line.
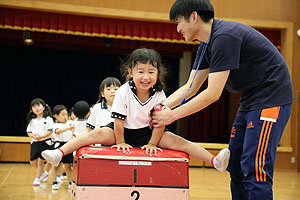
left=259, top=121, right=270, bottom=181
left=256, top=120, right=266, bottom=181
left=262, top=122, right=273, bottom=181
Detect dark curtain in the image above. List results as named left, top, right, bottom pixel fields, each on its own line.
left=187, top=81, right=228, bottom=143
left=0, top=45, right=179, bottom=136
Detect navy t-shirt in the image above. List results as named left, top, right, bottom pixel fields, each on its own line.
left=193, top=19, right=294, bottom=111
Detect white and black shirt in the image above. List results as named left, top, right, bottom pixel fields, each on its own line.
left=73, top=119, right=88, bottom=136
left=111, top=81, right=166, bottom=129
left=26, top=116, right=53, bottom=142
left=87, top=102, right=113, bottom=129
left=52, top=121, right=74, bottom=142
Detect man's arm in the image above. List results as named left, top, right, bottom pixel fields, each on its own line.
left=153, top=70, right=230, bottom=126
left=167, top=68, right=209, bottom=109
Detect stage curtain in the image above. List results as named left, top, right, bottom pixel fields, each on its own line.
left=0, top=7, right=198, bottom=45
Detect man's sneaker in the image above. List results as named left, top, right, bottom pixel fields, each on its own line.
left=42, top=149, right=62, bottom=167
left=40, top=171, right=49, bottom=182
left=32, top=178, right=40, bottom=186
left=213, top=148, right=230, bottom=172
left=52, top=181, right=59, bottom=190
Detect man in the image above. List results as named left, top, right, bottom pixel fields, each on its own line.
left=152, top=0, right=294, bottom=199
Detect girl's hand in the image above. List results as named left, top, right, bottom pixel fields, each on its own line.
left=141, top=143, right=162, bottom=157
left=111, top=143, right=133, bottom=153
left=69, top=124, right=75, bottom=131
left=34, top=134, right=40, bottom=141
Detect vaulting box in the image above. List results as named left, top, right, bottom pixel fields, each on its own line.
left=71, top=146, right=189, bottom=200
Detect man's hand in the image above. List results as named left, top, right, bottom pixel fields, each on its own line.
left=151, top=106, right=174, bottom=127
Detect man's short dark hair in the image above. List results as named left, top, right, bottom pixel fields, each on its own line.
left=170, top=0, right=214, bottom=22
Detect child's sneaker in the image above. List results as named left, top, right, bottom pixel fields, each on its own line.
left=32, top=178, right=40, bottom=186
left=68, top=182, right=72, bottom=189
left=60, top=175, right=65, bottom=181
left=42, top=149, right=62, bottom=167
left=40, top=171, right=49, bottom=182
left=56, top=175, right=63, bottom=183
left=213, top=148, right=230, bottom=172
left=52, top=181, right=59, bottom=190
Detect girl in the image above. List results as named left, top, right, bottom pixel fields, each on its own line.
left=68, top=107, right=77, bottom=121
left=87, top=77, right=121, bottom=132
left=42, top=48, right=230, bottom=173
left=26, top=98, right=53, bottom=186
left=51, top=104, right=74, bottom=190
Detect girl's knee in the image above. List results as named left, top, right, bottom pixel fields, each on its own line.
left=93, top=128, right=103, bottom=135
left=37, top=158, right=45, bottom=165
left=88, top=128, right=103, bottom=139
left=30, top=160, right=37, bottom=166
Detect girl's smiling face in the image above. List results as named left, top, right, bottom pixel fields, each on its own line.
left=129, top=62, right=158, bottom=93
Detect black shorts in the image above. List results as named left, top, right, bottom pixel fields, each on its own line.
left=53, top=141, right=74, bottom=164
left=30, top=138, right=53, bottom=161
left=105, top=122, right=154, bottom=147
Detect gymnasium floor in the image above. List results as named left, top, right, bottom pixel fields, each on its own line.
left=0, top=163, right=299, bottom=200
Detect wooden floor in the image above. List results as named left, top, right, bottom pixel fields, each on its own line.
left=0, top=163, right=299, bottom=200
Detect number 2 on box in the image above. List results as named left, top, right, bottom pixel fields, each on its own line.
left=131, top=190, right=140, bottom=200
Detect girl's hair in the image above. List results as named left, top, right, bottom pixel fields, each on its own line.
left=69, top=107, right=74, bottom=117
left=120, top=48, right=167, bottom=91
left=169, top=0, right=214, bottom=23
left=26, top=98, right=52, bottom=126
left=53, top=105, right=67, bottom=116
left=96, top=77, right=121, bottom=105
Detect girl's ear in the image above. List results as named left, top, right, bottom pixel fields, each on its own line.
left=101, top=91, right=105, bottom=97
left=128, top=68, right=133, bottom=78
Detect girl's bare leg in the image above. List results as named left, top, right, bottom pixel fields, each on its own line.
left=60, top=127, right=115, bottom=155
left=64, top=163, right=72, bottom=182
left=30, top=159, right=37, bottom=167
left=36, top=158, right=45, bottom=178
left=45, top=161, right=52, bottom=172
left=52, top=165, right=59, bottom=181
left=158, top=131, right=213, bottom=163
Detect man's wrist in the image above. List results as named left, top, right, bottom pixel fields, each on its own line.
left=170, top=109, right=177, bottom=123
